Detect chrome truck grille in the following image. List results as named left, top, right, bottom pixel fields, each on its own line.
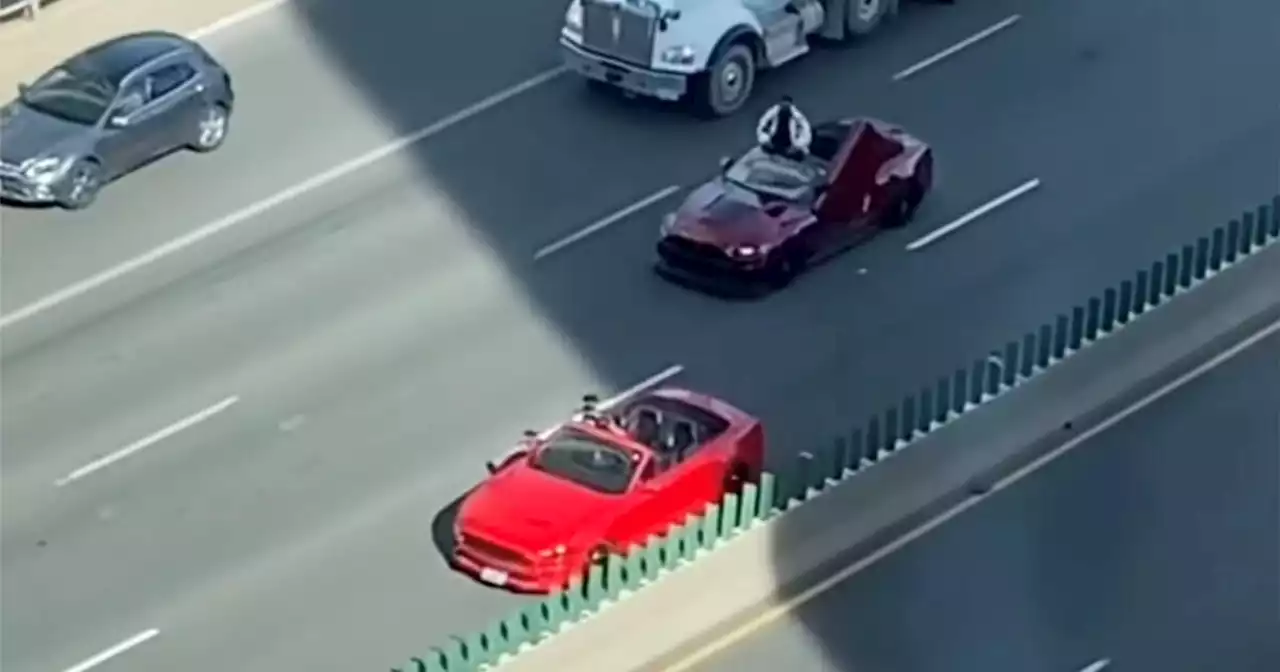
left=581, top=0, right=658, bottom=68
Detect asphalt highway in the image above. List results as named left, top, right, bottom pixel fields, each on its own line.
left=2, top=0, right=1278, bottom=671
left=692, top=329, right=1280, bottom=672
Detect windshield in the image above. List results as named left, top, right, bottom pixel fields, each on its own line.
left=530, top=430, right=640, bottom=495
left=725, top=150, right=821, bottom=202
left=21, top=66, right=116, bottom=126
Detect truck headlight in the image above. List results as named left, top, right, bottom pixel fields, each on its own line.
left=564, top=2, right=583, bottom=33
left=22, top=157, right=67, bottom=183
left=660, top=45, right=697, bottom=65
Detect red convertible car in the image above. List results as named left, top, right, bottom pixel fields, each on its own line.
left=656, top=116, right=935, bottom=295
left=452, top=389, right=764, bottom=593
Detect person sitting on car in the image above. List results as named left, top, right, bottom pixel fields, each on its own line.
left=756, top=95, right=812, bottom=161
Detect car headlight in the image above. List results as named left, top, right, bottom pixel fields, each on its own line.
left=22, top=156, right=67, bottom=183
left=660, top=45, right=697, bottom=65
left=564, top=3, right=583, bottom=33
left=539, top=544, right=568, bottom=558
left=728, top=244, right=767, bottom=258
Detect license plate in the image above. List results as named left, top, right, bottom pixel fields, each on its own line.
left=479, top=567, right=509, bottom=586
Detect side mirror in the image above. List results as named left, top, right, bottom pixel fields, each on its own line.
left=719, top=156, right=733, bottom=173
left=484, top=460, right=498, bottom=474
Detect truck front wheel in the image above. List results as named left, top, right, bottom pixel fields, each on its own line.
left=689, top=43, right=755, bottom=118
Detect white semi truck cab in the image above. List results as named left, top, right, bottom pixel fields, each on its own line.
left=560, top=0, right=915, bottom=117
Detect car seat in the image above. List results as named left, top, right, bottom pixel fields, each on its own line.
left=630, top=408, right=662, bottom=450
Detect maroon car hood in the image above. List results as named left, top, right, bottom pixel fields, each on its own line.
left=459, top=465, right=620, bottom=552
left=668, top=181, right=808, bottom=248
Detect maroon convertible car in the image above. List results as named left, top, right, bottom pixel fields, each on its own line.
left=655, top=117, right=935, bottom=295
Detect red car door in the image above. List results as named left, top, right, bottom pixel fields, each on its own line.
left=611, top=458, right=686, bottom=547
left=814, top=120, right=906, bottom=238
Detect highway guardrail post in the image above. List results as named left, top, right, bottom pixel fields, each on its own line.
left=1085, top=297, right=1102, bottom=341
left=1179, top=244, right=1195, bottom=288
left=1241, top=213, right=1257, bottom=253
left=481, top=621, right=511, bottom=660
left=1268, top=198, right=1279, bottom=236
left=831, top=437, right=850, bottom=476
left=1133, top=271, right=1150, bottom=316
left=441, top=637, right=468, bottom=669
left=1117, top=280, right=1134, bottom=325
left=1209, top=227, right=1226, bottom=271
left=1019, top=333, right=1036, bottom=379
left=1069, top=304, right=1086, bottom=352
left=681, top=515, right=701, bottom=562
left=1051, top=314, right=1068, bottom=361
left=848, top=427, right=869, bottom=468
left=699, top=504, right=721, bottom=550
left=1101, top=288, right=1118, bottom=333
left=867, top=415, right=886, bottom=461
left=1002, top=340, right=1020, bottom=386
left=921, top=386, right=939, bottom=433
left=1226, top=219, right=1241, bottom=264
left=884, top=406, right=902, bottom=452
left=721, top=492, right=742, bottom=534
left=736, top=484, right=758, bottom=525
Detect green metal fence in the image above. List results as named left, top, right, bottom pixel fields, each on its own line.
left=392, top=196, right=1280, bottom=672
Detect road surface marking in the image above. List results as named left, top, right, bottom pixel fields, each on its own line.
left=1079, top=659, right=1112, bottom=672
left=187, top=0, right=291, bottom=40
left=536, top=364, right=684, bottom=439
left=905, top=178, right=1040, bottom=251
left=665, top=317, right=1280, bottom=671
left=0, top=66, right=567, bottom=332
left=893, top=14, right=1022, bottom=81
left=61, top=629, right=159, bottom=672
left=534, top=185, right=681, bottom=260
left=55, top=396, right=239, bottom=486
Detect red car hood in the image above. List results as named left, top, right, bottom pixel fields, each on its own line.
left=459, top=465, right=619, bottom=553
left=668, top=181, right=808, bottom=248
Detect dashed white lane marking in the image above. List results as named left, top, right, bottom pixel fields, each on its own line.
left=666, top=317, right=1280, bottom=671
left=534, top=185, right=682, bottom=260
left=1079, top=659, right=1112, bottom=672
left=187, top=0, right=292, bottom=40
left=905, top=178, right=1041, bottom=251
left=893, top=14, right=1023, bottom=81
left=60, top=629, right=160, bottom=672
left=55, top=396, right=240, bottom=486
left=0, top=66, right=567, bottom=332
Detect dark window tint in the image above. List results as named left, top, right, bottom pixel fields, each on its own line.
left=149, top=63, right=196, bottom=99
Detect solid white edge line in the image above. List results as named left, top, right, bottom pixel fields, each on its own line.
left=61, top=628, right=160, bottom=672
left=905, top=178, right=1041, bottom=251
left=1079, top=659, right=1112, bottom=672
left=893, top=14, right=1023, bottom=81
left=0, top=66, right=567, bottom=332
left=55, top=396, right=240, bottom=486
left=666, top=318, right=1280, bottom=672
left=186, top=0, right=291, bottom=40
left=535, top=365, right=685, bottom=440
left=535, top=185, right=682, bottom=260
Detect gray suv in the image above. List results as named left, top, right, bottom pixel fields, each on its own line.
left=0, top=30, right=235, bottom=210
